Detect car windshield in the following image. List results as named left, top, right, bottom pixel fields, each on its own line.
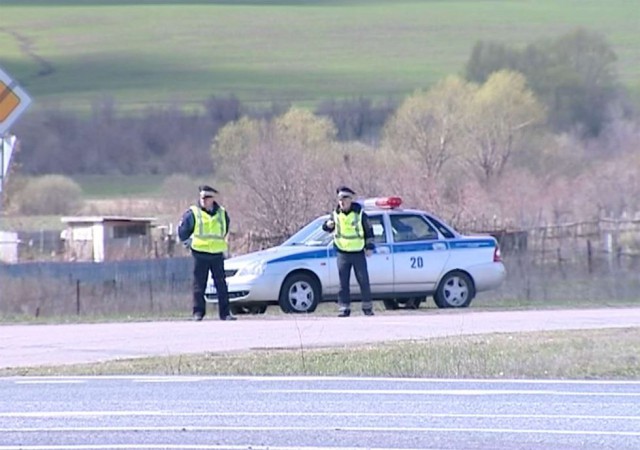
left=280, top=216, right=333, bottom=247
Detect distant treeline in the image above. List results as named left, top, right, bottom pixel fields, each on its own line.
left=11, top=28, right=636, bottom=177
left=12, top=96, right=396, bottom=176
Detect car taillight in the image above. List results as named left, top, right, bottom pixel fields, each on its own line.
left=493, top=245, right=502, bottom=262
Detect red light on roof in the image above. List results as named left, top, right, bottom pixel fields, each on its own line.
left=366, top=196, right=402, bottom=209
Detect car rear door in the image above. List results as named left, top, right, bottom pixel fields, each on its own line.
left=390, top=213, right=451, bottom=293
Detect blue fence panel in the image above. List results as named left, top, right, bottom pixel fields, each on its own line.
left=0, top=257, right=193, bottom=284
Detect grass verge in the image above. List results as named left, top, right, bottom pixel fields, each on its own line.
left=2, top=328, right=639, bottom=379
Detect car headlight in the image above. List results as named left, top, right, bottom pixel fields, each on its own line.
left=236, top=260, right=266, bottom=276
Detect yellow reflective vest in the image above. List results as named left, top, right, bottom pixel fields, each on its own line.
left=190, top=205, right=228, bottom=254
left=333, top=210, right=365, bottom=252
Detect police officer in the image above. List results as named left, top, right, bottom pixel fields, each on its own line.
left=178, top=185, right=235, bottom=321
left=322, top=186, right=375, bottom=317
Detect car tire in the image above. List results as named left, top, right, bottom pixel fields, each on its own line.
left=434, top=271, right=475, bottom=308
left=230, top=304, right=267, bottom=315
left=383, top=299, right=399, bottom=310
left=404, top=297, right=424, bottom=310
left=250, top=304, right=268, bottom=314
left=230, top=304, right=249, bottom=315
left=278, top=273, right=320, bottom=313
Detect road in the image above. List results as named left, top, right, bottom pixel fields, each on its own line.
left=1, top=308, right=640, bottom=369
left=0, top=376, right=639, bottom=449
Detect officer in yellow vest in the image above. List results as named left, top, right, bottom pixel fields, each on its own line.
left=178, top=185, right=235, bottom=321
left=322, top=186, right=375, bottom=317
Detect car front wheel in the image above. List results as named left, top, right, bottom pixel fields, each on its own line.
left=278, top=273, right=320, bottom=313
left=434, top=271, right=475, bottom=308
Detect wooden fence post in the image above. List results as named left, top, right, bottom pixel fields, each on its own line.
left=76, top=279, right=80, bottom=316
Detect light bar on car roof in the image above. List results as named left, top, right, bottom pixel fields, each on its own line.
left=363, top=196, right=403, bottom=209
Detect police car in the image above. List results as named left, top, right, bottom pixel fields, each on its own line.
left=205, top=196, right=506, bottom=313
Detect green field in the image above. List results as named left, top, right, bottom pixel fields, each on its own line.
left=1, top=0, right=638, bottom=111
left=72, top=174, right=167, bottom=198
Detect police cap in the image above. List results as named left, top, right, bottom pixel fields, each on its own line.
left=199, top=185, right=218, bottom=198
left=336, top=186, right=356, bottom=199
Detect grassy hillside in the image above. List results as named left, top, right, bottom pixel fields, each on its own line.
left=1, top=0, right=638, bottom=111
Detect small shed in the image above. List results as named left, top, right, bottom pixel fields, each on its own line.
left=60, top=216, right=156, bottom=262
left=0, top=230, right=20, bottom=264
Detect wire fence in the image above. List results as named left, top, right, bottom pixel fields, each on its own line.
left=1, top=218, right=639, bottom=318
left=0, top=258, right=192, bottom=317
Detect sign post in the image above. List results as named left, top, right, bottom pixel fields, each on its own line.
left=0, top=66, right=32, bottom=221
left=0, top=134, right=17, bottom=193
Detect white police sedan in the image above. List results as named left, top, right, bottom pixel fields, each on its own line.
left=205, top=196, right=506, bottom=313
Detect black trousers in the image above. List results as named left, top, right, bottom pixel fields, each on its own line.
left=192, top=252, right=230, bottom=319
left=337, top=250, right=373, bottom=310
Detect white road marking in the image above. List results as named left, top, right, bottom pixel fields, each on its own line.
left=0, top=445, right=439, bottom=450
left=13, top=380, right=86, bottom=385
left=0, top=410, right=639, bottom=421
left=260, top=388, right=640, bottom=397
left=1, top=425, right=639, bottom=436
left=4, top=375, right=640, bottom=385
left=132, top=377, right=207, bottom=383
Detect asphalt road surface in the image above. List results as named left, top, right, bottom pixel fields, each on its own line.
left=0, top=376, right=639, bottom=450
left=0, top=308, right=640, bottom=368
left=1, top=308, right=640, bottom=369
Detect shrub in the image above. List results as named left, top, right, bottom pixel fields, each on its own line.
left=15, top=175, right=84, bottom=215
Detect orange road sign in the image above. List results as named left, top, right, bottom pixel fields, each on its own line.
left=0, top=67, right=32, bottom=135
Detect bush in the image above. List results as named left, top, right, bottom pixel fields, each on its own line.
left=15, top=175, right=84, bottom=215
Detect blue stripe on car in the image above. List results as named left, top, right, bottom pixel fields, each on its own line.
left=393, top=242, right=440, bottom=253
left=267, top=239, right=495, bottom=264
left=448, top=239, right=495, bottom=249
left=269, top=250, right=327, bottom=264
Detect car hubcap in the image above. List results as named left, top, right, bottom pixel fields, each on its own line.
left=443, top=276, right=468, bottom=306
left=288, top=281, right=314, bottom=312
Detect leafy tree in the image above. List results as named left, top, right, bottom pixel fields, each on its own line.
left=274, top=107, right=337, bottom=150
left=382, top=76, right=475, bottom=178
left=465, top=28, right=619, bottom=136
left=461, top=71, right=545, bottom=183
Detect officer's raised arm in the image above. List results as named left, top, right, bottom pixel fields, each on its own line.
left=322, top=216, right=336, bottom=232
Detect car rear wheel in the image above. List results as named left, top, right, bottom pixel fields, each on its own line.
left=434, top=271, right=475, bottom=308
left=384, top=297, right=424, bottom=310
left=279, top=273, right=320, bottom=313
left=404, top=297, right=424, bottom=309
left=230, top=304, right=268, bottom=315
left=383, top=299, right=399, bottom=310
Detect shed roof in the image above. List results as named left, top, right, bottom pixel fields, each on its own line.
left=61, top=216, right=157, bottom=225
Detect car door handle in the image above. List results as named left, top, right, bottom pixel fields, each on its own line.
left=375, top=247, right=391, bottom=254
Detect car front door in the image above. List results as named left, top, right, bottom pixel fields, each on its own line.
left=325, top=213, right=394, bottom=295
left=390, top=213, right=450, bottom=293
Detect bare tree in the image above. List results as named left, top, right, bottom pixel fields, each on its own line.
left=212, top=108, right=340, bottom=237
